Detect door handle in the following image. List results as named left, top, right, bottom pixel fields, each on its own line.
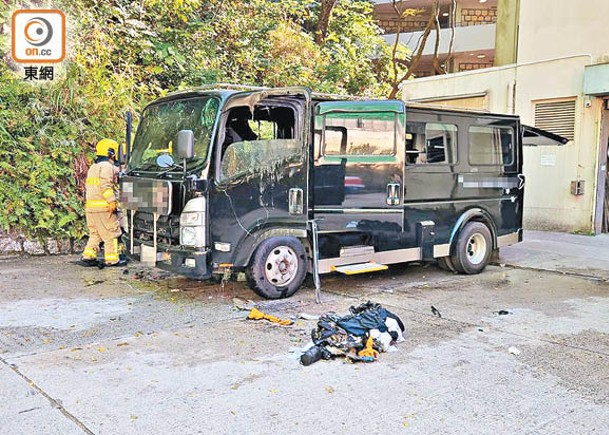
left=386, top=183, right=401, bottom=206
left=289, top=188, right=304, bottom=214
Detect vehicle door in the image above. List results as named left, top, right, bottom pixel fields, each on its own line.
left=209, top=88, right=311, bottom=266
left=313, top=100, right=405, bottom=251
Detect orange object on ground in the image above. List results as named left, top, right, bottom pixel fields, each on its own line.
left=358, top=336, right=379, bottom=359
left=247, top=307, right=293, bottom=326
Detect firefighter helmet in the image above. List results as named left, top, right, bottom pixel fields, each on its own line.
left=95, top=139, right=118, bottom=158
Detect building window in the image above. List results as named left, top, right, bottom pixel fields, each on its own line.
left=469, top=125, right=514, bottom=166
left=406, top=122, right=457, bottom=165
left=461, top=8, right=497, bottom=26
left=458, top=62, right=494, bottom=72
left=534, top=99, right=576, bottom=141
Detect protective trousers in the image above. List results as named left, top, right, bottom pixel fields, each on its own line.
left=82, top=211, right=122, bottom=265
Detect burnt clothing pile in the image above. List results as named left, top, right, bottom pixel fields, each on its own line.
left=301, top=301, right=405, bottom=366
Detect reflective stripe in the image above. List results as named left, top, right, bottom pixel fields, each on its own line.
left=83, top=248, right=97, bottom=259
left=86, top=177, right=100, bottom=186
left=86, top=200, right=109, bottom=209
left=105, top=254, right=119, bottom=262
left=102, top=189, right=114, bottom=199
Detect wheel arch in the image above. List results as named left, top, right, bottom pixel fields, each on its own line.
left=233, top=227, right=308, bottom=267
left=448, top=208, right=498, bottom=254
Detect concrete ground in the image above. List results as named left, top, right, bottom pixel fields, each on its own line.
left=1, top=231, right=609, bottom=434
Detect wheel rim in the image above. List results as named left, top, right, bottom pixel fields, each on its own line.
left=466, top=233, right=487, bottom=265
left=264, top=246, right=299, bottom=287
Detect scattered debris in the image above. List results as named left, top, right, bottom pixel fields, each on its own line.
left=357, top=336, right=379, bottom=361
left=494, top=310, right=511, bottom=316
left=18, top=407, right=41, bottom=414
left=84, top=279, right=104, bottom=287
left=232, top=298, right=256, bottom=311
left=130, top=269, right=172, bottom=282
left=431, top=305, right=442, bottom=318
left=247, top=307, right=293, bottom=326
left=169, top=288, right=181, bottom=293
left=301, top=301, right=405, bottom=366
left=298, top=313, right=320, bottom=321
left=508, top=346, right=521, bottom=356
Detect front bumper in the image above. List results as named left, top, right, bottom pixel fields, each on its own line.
left=123, top=235, right=211, bottom=280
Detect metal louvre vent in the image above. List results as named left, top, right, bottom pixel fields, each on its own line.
left=534, top=100, right=576, bottom=141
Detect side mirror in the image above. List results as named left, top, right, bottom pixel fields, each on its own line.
left=176, top=130, right=195, bottom=159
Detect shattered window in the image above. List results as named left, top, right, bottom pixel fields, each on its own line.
left=130, top=97, right=219, bottom=171
left=221, top=139, right=301, bottom=180
left=219, top=103, right=301, bottom=181
left=406, top=122, right=457, bottom=165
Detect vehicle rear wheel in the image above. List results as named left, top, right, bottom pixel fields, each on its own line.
left=246, top=237, right=307, bottom=299
left=437, top=256, right=458, bottom=273
left=451, top=222, right=492, bottom=274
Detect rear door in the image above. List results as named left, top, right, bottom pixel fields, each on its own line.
left=313, top=100, right=405, bottom=251
left=209, top=88, right=311, bottom=266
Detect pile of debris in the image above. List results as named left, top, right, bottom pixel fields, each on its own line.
left=301, top=301, right=405, bottom=365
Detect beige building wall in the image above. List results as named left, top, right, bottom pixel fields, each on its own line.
left=517, top=0, right=609, bottom=64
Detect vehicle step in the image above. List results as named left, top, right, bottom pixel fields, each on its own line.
left=331, top=262, right=389, bottom=275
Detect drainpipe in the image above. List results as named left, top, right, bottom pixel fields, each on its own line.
left=507, top=80, right=516, bottom=115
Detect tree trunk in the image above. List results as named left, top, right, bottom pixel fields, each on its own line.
left=315, top=0, right=337, bottom=46
left=388, top=0, right=440, bottom=99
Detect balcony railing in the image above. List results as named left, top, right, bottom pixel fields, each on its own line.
left=378, top=17, right=497, bottom=34
left=377, top=7, right=497, bottom=34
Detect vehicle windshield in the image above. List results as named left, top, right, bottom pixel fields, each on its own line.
left=129, top=96, right=219, bottom=172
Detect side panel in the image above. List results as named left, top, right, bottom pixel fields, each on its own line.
left=209, top=94, right=310, bottom=267
left=312, top=101, right=406, bottom=257
left=402, top=109, right=523, bottom=250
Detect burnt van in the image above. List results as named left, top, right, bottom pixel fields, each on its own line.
left=120, top=86, right=566, bottom=299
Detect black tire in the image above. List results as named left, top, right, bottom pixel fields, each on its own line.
left=437, top=256, right=458, bottom=273
left=246, top=237, right=307, bottom=299
left=451, top=221, right=493, bottom=274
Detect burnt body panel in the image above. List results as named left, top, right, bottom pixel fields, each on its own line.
left=208, top=93, right=310, bottom=267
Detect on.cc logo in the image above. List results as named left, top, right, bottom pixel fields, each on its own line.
left=11, top=9, right=65, bottom=63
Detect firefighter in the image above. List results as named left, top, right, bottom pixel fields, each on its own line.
left=80, top=139, right=125, bottom=267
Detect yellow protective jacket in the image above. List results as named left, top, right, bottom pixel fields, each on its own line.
left=85, top=160, right=117, bottom=212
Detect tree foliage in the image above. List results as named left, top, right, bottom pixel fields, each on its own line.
left=0, top=0, right=405, bottom=247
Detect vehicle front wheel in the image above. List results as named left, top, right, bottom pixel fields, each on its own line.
left=246, top=237, right=307, bottom=299
left=451, top=222, right=492, bottom=274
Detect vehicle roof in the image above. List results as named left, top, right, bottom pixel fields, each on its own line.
left=148, top=86, right=519, bottom=120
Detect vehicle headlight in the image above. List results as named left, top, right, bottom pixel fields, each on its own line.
left=180, top=212, right=204, bottom=226
left=180, top=226, right=205, bottom=247
left=179, top=198, right=207, bottom=248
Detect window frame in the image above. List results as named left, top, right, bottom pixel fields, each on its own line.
left=320, top=111, right=398, bottom=157
left=467, top=124, right=515, bottom=167
left=217, top=101, right=303, bottom=183
left=405, top=121, right=459, bottom=166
